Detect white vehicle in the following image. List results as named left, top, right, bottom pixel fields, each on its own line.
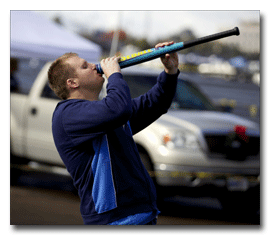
left=11, top=61, right=260, bottom=213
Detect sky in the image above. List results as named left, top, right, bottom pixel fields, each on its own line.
left=37, top=10, right=260, bottom=43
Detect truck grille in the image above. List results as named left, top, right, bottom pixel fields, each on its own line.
left=204, top=134, right=260, bottom=161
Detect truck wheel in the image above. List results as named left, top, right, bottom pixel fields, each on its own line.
left=139, top=152, right=154, bottom=179
left=139, top=151, right=166, bottom=204
left=10, top=167, right=22, bottom=186
left=218, top=188, right=260, bottom=216
left=10, top=153, right=23, bottom=186
left=10, top=149, right=29, bottom=185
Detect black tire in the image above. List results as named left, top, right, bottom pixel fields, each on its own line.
left=10, top=149, right=29, bottom=185
left=218, top=187, right=260, bottom=216
left=139, top=152, right=154, bottom=176
left=139, top=151, right=168, bottom=204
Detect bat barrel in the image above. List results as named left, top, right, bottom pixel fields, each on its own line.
left=95, top=43, right=184, bottom=74
left=96, top=27, right=240, bottom=74
left=119, top=42, right=184, bottom=69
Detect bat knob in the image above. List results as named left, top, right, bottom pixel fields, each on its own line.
left=234, top=27, right=240, bottom=36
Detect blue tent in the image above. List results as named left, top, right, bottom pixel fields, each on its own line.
left=11, top=11, right=101, bottom=62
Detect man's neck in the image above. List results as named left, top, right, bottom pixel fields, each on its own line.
left=68, top=89, right=99, bottom=101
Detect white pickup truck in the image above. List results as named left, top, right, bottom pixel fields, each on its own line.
left=11, top=59, right=260, bottom=213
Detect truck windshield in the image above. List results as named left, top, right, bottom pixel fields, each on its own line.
left=124, top=74, right=216, bottom=111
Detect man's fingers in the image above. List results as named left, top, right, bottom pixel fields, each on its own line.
left=155, top=41, right=174, bottom=49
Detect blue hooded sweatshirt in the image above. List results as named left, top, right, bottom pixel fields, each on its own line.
left=52, top=70, right=179, bottom=224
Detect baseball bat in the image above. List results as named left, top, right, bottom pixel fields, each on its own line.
left=96, top=27, right=240, bottom=74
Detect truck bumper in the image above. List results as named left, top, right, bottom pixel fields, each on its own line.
left=153, top=163, right=260, bottom=192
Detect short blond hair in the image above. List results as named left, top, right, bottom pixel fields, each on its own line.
left=48, top=53, right=78, bottom=100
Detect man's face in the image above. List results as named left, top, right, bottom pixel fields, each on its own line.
left=66, top=56, right=104, bottom=92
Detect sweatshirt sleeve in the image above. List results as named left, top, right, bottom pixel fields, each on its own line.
left=129, top=70, right=179, bottom=135
left=60, top=72, right=133, bottom=145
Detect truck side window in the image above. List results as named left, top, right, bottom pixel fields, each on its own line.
left=41, top=82, right=61, bottom=100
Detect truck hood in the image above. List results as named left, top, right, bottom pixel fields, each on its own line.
left=158, top=110, right=260, bottom=136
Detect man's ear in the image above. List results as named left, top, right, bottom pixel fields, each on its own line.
left=67, top=78, right=79, bottom=89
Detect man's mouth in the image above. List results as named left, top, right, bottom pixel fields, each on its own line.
left=93, top=66, right=102, bottom=76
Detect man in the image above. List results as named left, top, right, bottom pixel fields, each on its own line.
left=48, top=41, right=179, bottom=225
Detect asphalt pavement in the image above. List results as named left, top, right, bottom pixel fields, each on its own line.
left=10, top=165, right=260, bottom=225
left=10, top=185, right=257, bottom=225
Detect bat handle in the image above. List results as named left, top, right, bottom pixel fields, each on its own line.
left=183, top=27, right=240, bottom=49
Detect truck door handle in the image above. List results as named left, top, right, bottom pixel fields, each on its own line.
left=30, top=107, right=37, bottom=115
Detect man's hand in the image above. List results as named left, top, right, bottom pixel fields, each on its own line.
left=100, top=56, right=121, bottom=78
left=155, top=41, right=179, bottom=74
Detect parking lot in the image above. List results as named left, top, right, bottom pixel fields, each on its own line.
left=10, top=164, right=260, bottom=225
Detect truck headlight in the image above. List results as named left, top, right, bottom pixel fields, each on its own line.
left=163, top=131, right=201, bottom=150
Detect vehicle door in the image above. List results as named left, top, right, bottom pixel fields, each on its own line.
left=25, top=64, right=64, bottom=166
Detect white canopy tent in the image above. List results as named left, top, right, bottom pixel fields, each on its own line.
left=10, top=11, right=101, bottom=62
